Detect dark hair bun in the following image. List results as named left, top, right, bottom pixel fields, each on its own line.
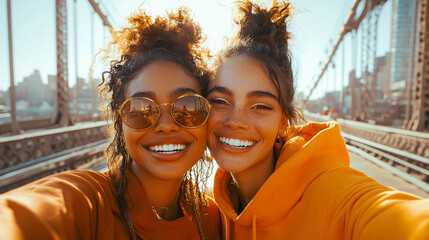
left=235, top=0, right=292, bottom=48
left=111, top=7, right=207, bottom=65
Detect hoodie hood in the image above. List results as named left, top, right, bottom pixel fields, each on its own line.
left=213, top=122, right=350, bottom=228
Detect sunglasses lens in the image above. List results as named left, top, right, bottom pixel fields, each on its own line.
left=121, top=98, right=159, bottom=130
left=172, top=96, right=209, bottom=127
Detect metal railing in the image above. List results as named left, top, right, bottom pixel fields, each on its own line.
left=344, top=133, right=429, bottom=192
left=0, top=121, right=108, bottom=170
left=304, top=112, right=429, bottom=157
left=0, top=139, right=108, bottom=193
left=305, top=112, right=429, bottom=192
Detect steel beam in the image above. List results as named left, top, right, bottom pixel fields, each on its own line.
left=87, top=0, right=112, bottom=28
left=340, top=43, right=345, bottom=117
left=54, top=0, right=72, bottom=126
left=7, top=0, right=20, bottom=133
left=359, top=4, right=382, bottom=121
left=304, top=0, right=388, bottom=106
left=403, top=1, right=419, bottom=127
left=74, top=0, right=80, bottom=122
left=407, top=0, right=429, bottom=131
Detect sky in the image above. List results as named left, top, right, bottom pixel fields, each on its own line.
left=0, top=0, right=392, bottom=100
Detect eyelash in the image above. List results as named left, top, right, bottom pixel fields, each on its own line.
left=209, top=98, right=230, bottom=106
left=252, top=104, right=273, bottom=110
left=209, top=98, right=273, bottom=111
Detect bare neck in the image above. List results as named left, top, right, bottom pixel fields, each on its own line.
left=131, top=164, right=182, bottom=207
left=231, top=151, right=275, bottom=208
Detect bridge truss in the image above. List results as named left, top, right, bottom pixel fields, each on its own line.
left=304, top=0, right=429, bottom=131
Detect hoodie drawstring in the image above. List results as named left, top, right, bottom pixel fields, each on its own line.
left=252, top=215, right=257, bottom=240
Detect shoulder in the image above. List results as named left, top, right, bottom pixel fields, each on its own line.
left=0, top=170, right=117, bottom=239
left=25, top=170, right=110, bottom=191
left=310, top=166, right=386, bottom=193
left=308, top=166, right=423, bottom=204
left=45, top=169, right=111, bottom=189
left=2, top=170, right=115, bottom=206
left=0, top=170, right=118, bottom=223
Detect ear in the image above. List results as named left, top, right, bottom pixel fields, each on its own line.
left=278, top=115, right=288, bottom=137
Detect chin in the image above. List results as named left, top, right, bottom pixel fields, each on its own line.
left=151, top=168, right=188, bottom=181
left=215, top=157, right=248, bottom=174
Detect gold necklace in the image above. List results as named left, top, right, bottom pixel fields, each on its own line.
left=149, top=190, right=181, bottom=221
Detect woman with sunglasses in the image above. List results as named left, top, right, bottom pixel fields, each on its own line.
left=0, top=7, right=220, bottom=240
left=207, top=1, right=429, bottom=239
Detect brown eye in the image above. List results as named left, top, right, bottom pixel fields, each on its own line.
left=251, top=104, right=272, bottom=110
left=209, top=98, right=230, bottom=108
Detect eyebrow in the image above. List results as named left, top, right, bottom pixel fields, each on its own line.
left=207, top=86, right=233, bottom=96
left=129, top=91, right=155, bottom=99
left=247, top=90, right=279, bottom=101
left=208, top=86, right=279, bottom=101
left=129, top=88, right=197, bottom=100
left=171, top=88, right=198, bottom=98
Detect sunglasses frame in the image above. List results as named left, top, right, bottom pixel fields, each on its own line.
left=118, top=93, right=211, bottom=131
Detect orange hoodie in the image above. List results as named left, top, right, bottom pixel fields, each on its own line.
left=213, top=122, right=429, bottom=240
left=0, top=169, right=221, bottom=240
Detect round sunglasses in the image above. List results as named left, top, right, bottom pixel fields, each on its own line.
left=118, top=94, right=211, bottom=130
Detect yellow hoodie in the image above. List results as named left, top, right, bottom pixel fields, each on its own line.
left=213, top=122, right=429, bottom=240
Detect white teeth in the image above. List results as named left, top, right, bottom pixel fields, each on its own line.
left=219, top=137, right=254, bottom=148
left=149, top=144, right=186, bottom=154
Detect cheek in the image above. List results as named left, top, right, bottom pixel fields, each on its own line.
left=207, top=110, right=226, bottom=132
left=122, top=124, right=142, bottom=146
left=122, top=124, right=131, bottom=144
left=252, top=114, right=283, bottom=135
left=189, top=125, right=208, bottom=149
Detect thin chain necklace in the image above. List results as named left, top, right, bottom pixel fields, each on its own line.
left=122, top=180, right=204, bottom=240
left=149, top=189, right=181, bottom=221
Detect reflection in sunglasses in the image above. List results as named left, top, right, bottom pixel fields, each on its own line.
left=119, top=94, right=211, bottom=130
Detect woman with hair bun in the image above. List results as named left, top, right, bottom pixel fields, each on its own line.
left=0, top=7, right=220, bottom=240
left=207, top=1, right=429, bottom=239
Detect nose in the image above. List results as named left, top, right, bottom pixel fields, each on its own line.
left=152, top=105, right=180, bottom=134
left=224, top=108, right=249, bottom=130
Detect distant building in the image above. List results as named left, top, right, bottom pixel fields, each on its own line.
left=375, top=53, right=390, bottom=100
left=0, top=90, right=6, bottom=106
left=390, top=0, right=418, bottom=86
left=47, top=75, right=57, bottom=101
left=21, top=70, right=46, bottom=106
left=68, top=77, right=102, bottom=116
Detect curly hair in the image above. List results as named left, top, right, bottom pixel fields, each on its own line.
left=215, top=0, right=303, bottom=128
left=99, top=7, right=213, bottom=239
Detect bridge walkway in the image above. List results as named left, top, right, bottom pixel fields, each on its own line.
left=349, top=152, right=429, bottom=198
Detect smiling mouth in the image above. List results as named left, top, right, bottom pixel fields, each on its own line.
left=147, top=144, right=187, bottom=154
left=219, top=137, right=255, bottom=148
